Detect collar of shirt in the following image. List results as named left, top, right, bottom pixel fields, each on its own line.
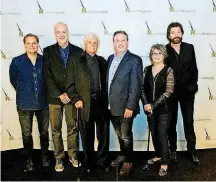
left=59, top=44, right=69, bottom=53
left=114, top=49, right=128, bottom=60
left=85, top=51, right=97, bottom=60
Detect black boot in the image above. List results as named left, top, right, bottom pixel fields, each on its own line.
left=26, top=158, right=35, bottom=171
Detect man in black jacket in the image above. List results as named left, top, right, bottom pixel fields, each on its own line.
left=67, top=32, right=110, bottom=173
left=165, top=22, right=200, bottom=165
left=43, top=22, right=82, bottom=172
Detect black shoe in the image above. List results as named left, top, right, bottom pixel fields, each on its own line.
left=25, top=158, right=35, bottom=171
left=192, top=154, right=200, bottom=166
left=170, top=151, right=178, bottom=163
left=98, top=165, right=110, bottom=172
left=111, top=156, right=125, bottom=167
left=42, top=155, right=50, bottom=167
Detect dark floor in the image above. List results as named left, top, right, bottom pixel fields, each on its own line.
left=1, top=149, right=216, bottom=181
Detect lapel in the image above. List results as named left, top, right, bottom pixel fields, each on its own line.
left=79, top=51, right=88, bottom=72
left=54, top=43, right=62, bottom=61
left=111, top=50, right=131, bottom=83
left=68, top=43, right=75, bottom=61
left=106, top=54, right=114, bottom=87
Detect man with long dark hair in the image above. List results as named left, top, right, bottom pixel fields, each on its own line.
left=165, top=22, right=200, bottom=165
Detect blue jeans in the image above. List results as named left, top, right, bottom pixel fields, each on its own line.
left=17, top=107, right=49, bottom=160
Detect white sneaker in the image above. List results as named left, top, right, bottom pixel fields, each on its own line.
left=69, top=157, right=81, bottom=167
left=55, top=158, right=64, bottom=172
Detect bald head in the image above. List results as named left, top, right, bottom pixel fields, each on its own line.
left=54, top=22, right=69, bottom=48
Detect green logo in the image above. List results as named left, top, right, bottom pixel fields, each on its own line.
left=145, top=21, right=152, bottom=35
left=208, top=87, right=214, bottom=100
left=36, top=0, right=43, bottom=14
left=212, top=0, right=216, bottom=12
left=1, top=50, right=6, bottom=59
left=124, top=0, right=130, bottom=12
left=80, top=0, right=86, bottom=13
left=168, top=0, right=174, bottom=12
left=189, top=21, right=195, bottom=35
left=2, top=89, right=10, bottom=101
left=209, top=43, right=216, bottom=57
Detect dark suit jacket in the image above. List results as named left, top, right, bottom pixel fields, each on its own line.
left=43, top=42, right=82, bottom=104
left=165, top=42, right=198, bottom=97
left=107, top=51, right=143, bottom=116
left=67, top=52, right=108, bottom=122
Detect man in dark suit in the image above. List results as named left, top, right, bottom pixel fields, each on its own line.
left=43, top=22, right=83, bottom=172
left=67, top=32, right=110, bottom=174
left=165, top=22, right=200, bottom=165
left=107, top=31, right=143, bottom=176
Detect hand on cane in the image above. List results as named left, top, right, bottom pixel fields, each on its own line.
left=75, top=100, right=83, bottom=109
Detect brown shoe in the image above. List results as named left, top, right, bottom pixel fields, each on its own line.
left=119, top=162, right=132, bottom=176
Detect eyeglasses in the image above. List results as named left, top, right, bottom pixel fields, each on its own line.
left=152, top=52, right=163, bottom=56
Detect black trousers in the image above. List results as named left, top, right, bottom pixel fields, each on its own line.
left=148, top=113, right=171, bottom=165
left=168, top=95, right=196, bottom=154
left=17, top=107, right=49, bottom=160
left=79, top=99, right=110, bottom=168
left=110, top=114, right=134, bottom=162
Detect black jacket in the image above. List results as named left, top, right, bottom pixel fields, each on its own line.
left=66, top=52, right=108, bottom=122
left=141, top=65, right=174, bottom=115
left=165, top=42, right=198, bottom=97
left=43, top=43, right=82, bottom=104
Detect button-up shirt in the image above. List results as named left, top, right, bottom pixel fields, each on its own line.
left=108, top=50, right=128, bottom=108
left=59, top=45, right=69, bottom=66
left=9, top=53, right=48, bottom=110
left=86, top=52, right=100, bottom=95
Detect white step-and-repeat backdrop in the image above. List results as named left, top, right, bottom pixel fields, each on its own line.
left=1, top=0, right=216, bottom=151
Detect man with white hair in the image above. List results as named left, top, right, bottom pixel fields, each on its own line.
left=67, top=32, right=110, bottom=174
left=43, top=22, right=82, bottom=172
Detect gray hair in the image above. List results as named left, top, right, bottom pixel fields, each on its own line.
left=54, top=22, right=69, bottom=31
left=149, top=44, right=167, bottom=62
left=83, top=32, right=100, bottom=45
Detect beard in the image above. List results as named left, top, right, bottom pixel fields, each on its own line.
left=170, top=37, right=182, bottom=44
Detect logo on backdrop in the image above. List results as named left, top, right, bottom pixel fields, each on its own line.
left=6, top=129, right=14, bottom=141
left=79, top=0, right=108, bottom=13
left=39, top=45, right=43, bottom=54
left=1, top=50, right=6, bottom=59
left=2, top=89, right=11, bottom=101
left=189, top=21, right=196, bottom=35
left=145, top=21, right=165, bottom=35
left=209, top=43, right=216, bottom=57
left=102, top=22, right=109, bottom=35
left=189, top=21, right=216, bottom=36
left=123, top=0, right=151, bottom=13
left=212, top=0, right=216, bottom=12
left=36, top=0, right=43, bottom=14
left=168, top=0, right=195, bottom=12
left=16, top=23, right=23, bottom=37
left=208, top=87, right=215, bottom=100
left=36, top=0, right=64, bottom=15
left=204, top=128, right=211, bottom=140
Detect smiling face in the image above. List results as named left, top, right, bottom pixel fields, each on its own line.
left=54, top=23, right=69, bottom=47
left=84, top=37, right=98, bottom=56
left=113, top=33, right=128, bottom=55
left=168, top=26, right=183, bottom=44
left=151, top=49, right=164, bottom=64
left=24, top=36, right=39, bottom=54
